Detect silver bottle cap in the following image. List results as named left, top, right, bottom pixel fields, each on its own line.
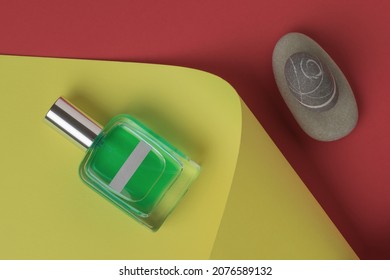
left=45, top=97, right=103, bottom=150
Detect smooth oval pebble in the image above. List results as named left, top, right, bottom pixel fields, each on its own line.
left=272, top=33, right=358, bottom=141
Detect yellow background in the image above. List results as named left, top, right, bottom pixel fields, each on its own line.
left=0, top=55, right=357, bottom=259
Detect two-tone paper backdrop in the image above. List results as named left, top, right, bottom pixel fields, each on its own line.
left=0, top=0, right=389, bottom=259
left=0, top=55, right=356, bottom=259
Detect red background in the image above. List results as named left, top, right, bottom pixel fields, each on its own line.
left=1, top=0, right=389, bottom=259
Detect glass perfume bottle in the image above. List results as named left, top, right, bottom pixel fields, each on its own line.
left=45, top=97, right=200, bottom=231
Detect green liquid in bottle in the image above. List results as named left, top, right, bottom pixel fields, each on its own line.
left=91, top=124, right=181, bottom=214
left=79, top=115, right=200, bottom=230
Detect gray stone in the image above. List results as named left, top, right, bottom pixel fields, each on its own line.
left=272, top=33, right=358, bottom=141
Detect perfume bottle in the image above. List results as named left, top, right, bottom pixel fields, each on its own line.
left=45, top=97, right=200, bottom=231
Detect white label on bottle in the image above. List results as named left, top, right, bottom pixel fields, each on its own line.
left=109, top=141, right=151, bottom=193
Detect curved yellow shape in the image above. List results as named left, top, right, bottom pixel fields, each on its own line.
left=0, top=55, right=241, bottom=259
left=211, top=101, right=358, bottom=259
